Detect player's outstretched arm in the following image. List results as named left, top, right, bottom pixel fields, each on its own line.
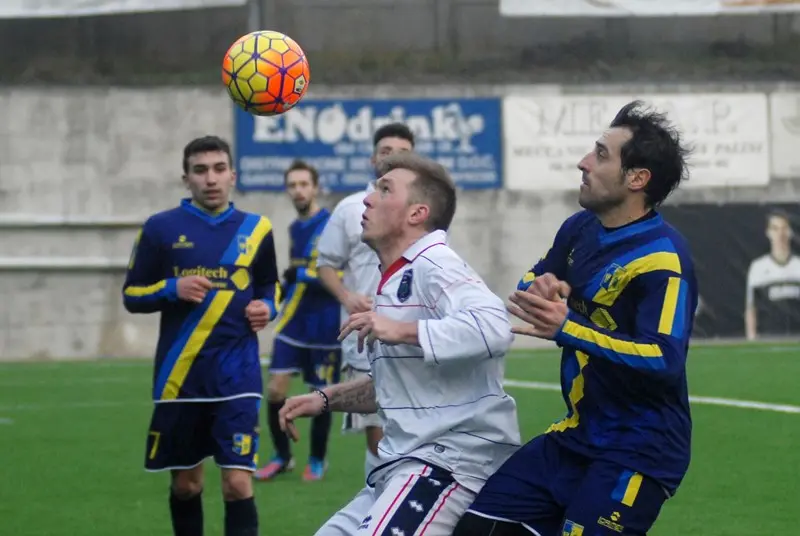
left=417, top=263, right=514, bottom=364
left=122, top=223, right=179, bottom=314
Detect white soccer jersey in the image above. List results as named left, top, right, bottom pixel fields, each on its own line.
left=316, top=184, right=381, bottom=370
left=368, top=230, right=522, bottom=494
left=746, top=253, right=800, bottom=335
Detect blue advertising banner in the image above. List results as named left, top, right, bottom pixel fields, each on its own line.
left=234, top=98, right=503, bottom=192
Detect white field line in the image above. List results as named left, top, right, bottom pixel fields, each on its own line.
left=502, top=379, right=800, bottom=414
left=0, top=417, right=13, bottom=424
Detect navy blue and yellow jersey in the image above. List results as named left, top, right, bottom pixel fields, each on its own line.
left=273, top=208, right=341, bottom=349
left=518, top=210, right=698, bottom=494
left=122, top=199, right=280, bottom=402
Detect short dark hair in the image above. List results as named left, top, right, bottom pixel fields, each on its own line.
left=373, top=122, right=415, bottom=149
left=610, top=101, right=691, bottom=207
left=378, top=153, right=456, bottom=232
left=182, top=135, right=233, bottom=173
left=767, top=208, right=792, bottom=227
left=284, top=159, right=319, bottom=186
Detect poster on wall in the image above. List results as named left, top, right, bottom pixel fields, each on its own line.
left=234, top=98, right=504, bottom=193
left=660, top=203, right=800, bottom=340
left=769, top=92, right=800, bottom=179
left=500, top=0, right=800, bottom=17
left=503, top=93, right=770, bottom=192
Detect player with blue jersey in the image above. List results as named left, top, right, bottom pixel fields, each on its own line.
left=254, top=160, right=342, bottom=482
left=123, top=136, right=279, bottom=536
left=453, top=101, right=698, bottom=536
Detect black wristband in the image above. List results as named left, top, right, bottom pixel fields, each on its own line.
left=314, top=388, right=330, bottom=413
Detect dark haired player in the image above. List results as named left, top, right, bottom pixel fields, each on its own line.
left=453, top=101, right=699, bottom=536
left=254, top=159, right=342, bottom=482
left=123, top=135, right=279, bottom=536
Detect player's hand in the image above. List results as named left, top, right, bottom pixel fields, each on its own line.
left=507, top=290, right=569, bottom=340
left=343, top=292, right=374, bottom=315
left=176, top=276, right=213, bottom=303
left=338, top=311, right=403, bottom=352
left=245, top=300, right=270, bottom=332
left=279, top=393, right=325, bottom=442
left=528, top=273, right=571, bottom=301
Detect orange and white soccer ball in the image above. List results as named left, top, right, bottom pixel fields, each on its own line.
left=222, top=30, right=310, bottom=116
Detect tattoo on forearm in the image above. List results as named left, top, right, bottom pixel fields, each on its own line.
left=328, top=379, right=377, bottom=414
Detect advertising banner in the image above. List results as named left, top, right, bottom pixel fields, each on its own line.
left=0, top=0, right=246, bottom=18
left=235, top=98, right=504, bottom=192
left=500, top=0, right=800, bottom=17
left=503, top=94, right=769, bottom=191
left=770, top=92, right=800, bottom=179
left=660, top=203, right=800, bottom=339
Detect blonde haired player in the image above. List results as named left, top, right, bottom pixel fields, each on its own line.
left=279, top=153, right=521, bottom=536
left=316, top=123, right=416, bottom=479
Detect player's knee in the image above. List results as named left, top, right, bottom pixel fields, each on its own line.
left=267, top=374, right=290, bottom=402
left=221, top=470, right=253, bottom=501
left=170, top=470, right=204, bottom=499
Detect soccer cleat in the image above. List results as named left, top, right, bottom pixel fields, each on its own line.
left=253, top=456, right=295, bottom=481
left=302, top=457, right=328, bottom=481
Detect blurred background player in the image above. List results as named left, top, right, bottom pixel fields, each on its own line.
left=254, top=160, right=342, bottom=482
left=315, top=122, right=416, bottom=479
left=745, top=209, right=800, bottom=340
left=454, top=101, right=698, bottom=536
left=122, top=135, right=279, bottom=536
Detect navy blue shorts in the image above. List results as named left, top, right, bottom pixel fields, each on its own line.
left=144, top=397, right=261, bottom=472
left=466, top=434, right=669, bottom=535
left=268, top=338, right=341, bottom=388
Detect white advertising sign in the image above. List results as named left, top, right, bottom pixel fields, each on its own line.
left=503, top=94, right=770, bottom=191
left=500, top=0, right=800, bottom=17
left=0, top=0, right=246, bottom=18
left=770, top=93, right=800, bottom=179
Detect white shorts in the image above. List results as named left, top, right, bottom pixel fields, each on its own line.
left=340, top=365, right=382, bottom=433
left=314, top=461, right=475, bottom=536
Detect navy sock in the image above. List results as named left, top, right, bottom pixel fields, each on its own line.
left=267, top=399, right=291, bottom=460
left=169, top=490, right=203, bottom=536
left=310, top=410, right=332, bottom=460
left=224, top=497, right=258, bottom=536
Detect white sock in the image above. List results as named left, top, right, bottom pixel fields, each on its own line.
left=364, top=449, right=381, bottom=480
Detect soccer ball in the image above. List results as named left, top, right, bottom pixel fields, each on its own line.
left=222, top=30, right=310, bottom=116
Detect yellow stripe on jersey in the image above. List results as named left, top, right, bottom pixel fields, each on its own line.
left=234, top=217, right=273, bottom=268
left=561, top=321, right=663, bottom=357
left=658, top=277, right=682, bottom=335
left=160, top=290, right=236, bottom=400
left=273, top=283, right=307, bottom=335
left=124, top=280, right=167, bottom=297
left=593, top=251, right=682, bottom=306
left=547, top=351, right=590, bottom=433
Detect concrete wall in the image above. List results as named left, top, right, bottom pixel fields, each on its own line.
left=2, top=2, right=800, bottom=84
left=2, top=84, right=799, bottom=360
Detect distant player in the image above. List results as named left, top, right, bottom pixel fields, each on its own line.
left=745, top=209, right=800, bottom=340
left=254, top=160, right=342, bottom=482
left=453, top=101, right=698, bottom=536
left=278, top=153, right=521, bottom=535
left=123, top=135, right=279, bottom=536
left=315, top=122, right=415, bottom=479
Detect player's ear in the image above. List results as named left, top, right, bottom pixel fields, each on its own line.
left=408, top=203, right=430, bottom=227
left=627, top=168, right=651, bottom=193
left=181, top=174, right=190, bottom=190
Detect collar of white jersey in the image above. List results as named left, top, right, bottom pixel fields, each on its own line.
left=400, top=230, right=448, bottom=262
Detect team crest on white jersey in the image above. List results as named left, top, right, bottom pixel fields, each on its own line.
left=397, top=269, right=414, bottom=302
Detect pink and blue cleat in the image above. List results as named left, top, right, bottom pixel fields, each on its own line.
left=253, top=456, right=295, bottom=481
left=302, top=457, right=328, bottom=481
